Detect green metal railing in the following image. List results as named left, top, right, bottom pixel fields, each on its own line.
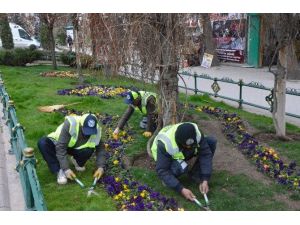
left=178, top=71, right=300, bottom=119
left=0, top=74, right=47, bottom=211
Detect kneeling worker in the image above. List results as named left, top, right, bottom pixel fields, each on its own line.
left=38, top=113, right=106, bottom=185
left=113, top=90, right=157, bottom=138
left=151, top=122, right=216, bottom=201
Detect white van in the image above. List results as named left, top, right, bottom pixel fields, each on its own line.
left=0, top=23, right=40, bottom=49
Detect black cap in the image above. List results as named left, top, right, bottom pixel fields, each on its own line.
left=82, top=114, right=98, bottom=135
left=175, top=123, right=196, bottom=147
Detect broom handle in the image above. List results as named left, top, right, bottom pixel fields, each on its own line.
left=64, top=102, right=81, bottom=107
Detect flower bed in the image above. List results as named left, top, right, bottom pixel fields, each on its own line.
left=57, top=85, right=129, bottom=99
left=194, top=105, right=300, bottom=190
left=40, top=71, right=77, bottom=78
left=55, top=108, right=183, bottom=211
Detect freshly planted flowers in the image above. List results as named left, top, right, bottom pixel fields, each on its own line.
left=58, top=85, right=129, bottom=99
left=199, top=105, right=300, bottom=190
left=56, top=108, right=183, bottom=210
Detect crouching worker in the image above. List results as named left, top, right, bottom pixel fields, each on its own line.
left=151, top=122, right=216, bottom=201
left=113, top=90, right=157, bottom=138
left=38, top=113, right=106, bottom=185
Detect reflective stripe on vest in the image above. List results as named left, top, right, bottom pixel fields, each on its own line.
left=75, top=126, right=101, bottom=149
left=151, top=122, right=201, bottom=161
left=138, top=91, right=157, bottom=115
left=47, top=115, right=101, bottom=150
left=67, top=116, right=79, bottom=147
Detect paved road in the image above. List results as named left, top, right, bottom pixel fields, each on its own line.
left=0, top=103, right=25, bottom=211
left=178, top=64, right=300, bottom=127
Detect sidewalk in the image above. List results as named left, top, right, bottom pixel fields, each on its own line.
left=179, top=64, right=300, bottom=127
left=0, top=103, right=25, bottom=211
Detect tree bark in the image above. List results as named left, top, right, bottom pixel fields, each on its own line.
left=49, top=24, right=57, bottom=70
left=201, top=13, right=219, bottom=67
left=158, top=14, right=179, bottom=127
left=73, top=14, right=83, bottom=84
left=272, top=46, right=288, bottom=137
left=38, top=14, right=57, bottom=69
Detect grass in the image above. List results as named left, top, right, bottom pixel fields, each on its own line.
left=131, top=168, right=287, bottom=210
left=0, top=65, right=299, bottom=210
left=269, top=140, right=300, bottom=164
left=187, top=94, right=300, bottom=160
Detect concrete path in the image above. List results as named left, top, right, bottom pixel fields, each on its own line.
left=179, top=64, right=300, bottom=127
left=0, top=103, right=25, bottom=210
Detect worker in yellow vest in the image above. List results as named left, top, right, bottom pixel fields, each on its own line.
left=113, top=90, right=157, bottom=138
left=151, top=122, right=216, bottom=201
left=37, top=114, right=106, bottom=185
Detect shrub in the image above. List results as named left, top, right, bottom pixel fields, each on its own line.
left=80, top=54, right=94, bottom=69
left=60, top=51, right=76, bottom=66
left=28, top=49, right=43, bottom=62
left=60, top=51, right=94, bottom=68
left=0, top=50, right=14, bottom=65
left=0, top=48, right=42, bottom=66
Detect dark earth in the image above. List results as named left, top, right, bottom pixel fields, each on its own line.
left=131, top=113, right=300, bottom=210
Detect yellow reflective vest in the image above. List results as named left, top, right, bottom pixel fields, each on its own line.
left=151, top=122, right=201, bottom=161
left=48, top=115, right=101, bottom=150
left=137, top=91, right=157, bottom=115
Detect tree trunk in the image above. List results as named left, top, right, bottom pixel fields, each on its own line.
left=49, top=25, right=57, bottom=70
left=286, top=41, right=300, bottom=80
left=73, top=14, right=83, bottom=84
left=201, top=13, right=219, bottom=66
left=88, top=13, right=98, bottom=59
left=158, top=14, right=179, bottom=127
left=272, top=46, right=288, bottom=137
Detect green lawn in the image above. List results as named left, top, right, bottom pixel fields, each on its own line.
left=1, top=65, right=299, bottom=210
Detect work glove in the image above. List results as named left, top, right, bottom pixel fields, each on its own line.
left=143, top=131, right=152, bottom=138
left=113, top=128, right=119, bottom=140
left=64, top=169, right=76, bottom=180
left=181, top=188, right=196, bottom=201
left=199, top=180, right=209, bottom=194
left=93, top=167, right=104, bottom=180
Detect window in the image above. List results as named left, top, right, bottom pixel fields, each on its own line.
left=18, top=29, right=31, bottom=40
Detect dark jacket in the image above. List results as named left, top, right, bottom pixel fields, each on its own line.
left=155, top=136, right=214, bottom=193
left=117, top=95, right=157, bottom=132
left=55, top=120, right=106, bottom=170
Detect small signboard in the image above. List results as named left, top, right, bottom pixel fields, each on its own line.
left=201, top=53, right=214, bottom=68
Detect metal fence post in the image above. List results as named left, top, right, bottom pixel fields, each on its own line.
left=16, top=147, right=35, bottom=210
left=194, top=73, right=198, bottom=95
left=238, top=79, right=243, bottom=109
left=7, top=101, right=16, bottom=154
left=0, top=75, right=47, bottom=210
left=23, top=147, right=47, bottom=211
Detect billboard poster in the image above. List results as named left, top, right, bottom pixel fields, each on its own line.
left=212, top=19, right=246, bottom=63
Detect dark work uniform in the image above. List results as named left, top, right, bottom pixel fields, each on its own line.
left=117, top=95, right=157, bottom=132
left=155, top=136, right=216, bottom=193
left=38, top=120, right=106, bottom=174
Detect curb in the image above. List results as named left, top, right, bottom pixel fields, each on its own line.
left=0, top=103, right=25, bottom=210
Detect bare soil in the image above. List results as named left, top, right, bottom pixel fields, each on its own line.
left=131, top=113, right=300, bottom=210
